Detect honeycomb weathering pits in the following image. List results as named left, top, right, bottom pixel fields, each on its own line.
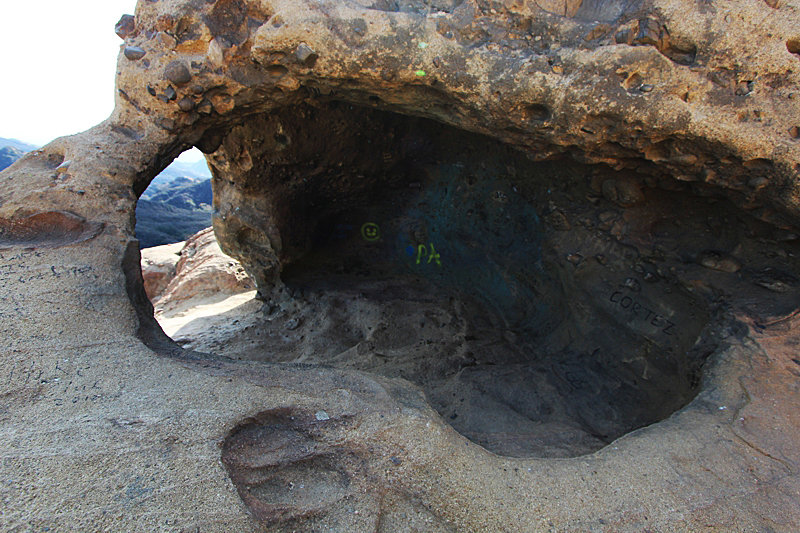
left=0, top=0, right=800, bottom=531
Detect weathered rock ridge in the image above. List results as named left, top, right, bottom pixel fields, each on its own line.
left=0, top=0, right=800, bottom=531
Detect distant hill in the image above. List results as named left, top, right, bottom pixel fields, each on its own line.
left=135, top=200, right=212, bottom=249
left=0, top=146, right=25, bottom=171
left=136, top=176, right=213, bottom=248
left=151, top=159, right=211, bottom=184
left=0, top=137, right=38, bottom=152
left=145, top=178, right=212, bottom=208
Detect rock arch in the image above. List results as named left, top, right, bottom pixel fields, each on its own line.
left=1, top=0, right=800, bottom=531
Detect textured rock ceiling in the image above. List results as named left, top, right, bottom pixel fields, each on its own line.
left=1, top=0, right=800, bottom=531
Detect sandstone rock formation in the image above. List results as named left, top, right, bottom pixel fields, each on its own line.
left=143, top=226, right=254, bottom=305
left=141, top=239, right=183, bottom=301
left=142, top=227, right=258, bottom=352
left=1, top=0, right=800, bottom=531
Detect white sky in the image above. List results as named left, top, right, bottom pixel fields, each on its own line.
left=0, top=0, right=203, bottom=162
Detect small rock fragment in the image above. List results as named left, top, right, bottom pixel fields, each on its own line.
left=602, top=179, right=645, bottom=207
left=545, top=210, right=571, bottom=231
left=567, top=253, right=586, bottom=268
left=615, top=29, right=635, bottom=45
left=735, top=81, right=754, bottom=96
left=207, top=37, right=230, bottom=67
left=164, top=86, right=177, bottom=101
left=164, top=61, right=192, bottom=86
left=156, top=117, right=177, bottom=132
left=115, top=14, right=135, bottom=39
left=635, top=18, right=662, bottom=47
left=697, top=251, right=742, bottom=273
left=752, top=268, right=797, bottom=292
left=285, top=317, right=301, bottom=330
left=155, top=32, right=177, bottom=49
left=211, top=93, right=235, bottom=114
left=623, top=278, right=641, bottom=292
left=295, top=43, right=319, bottom=67
left=178, top=97, right=194, bottom=112
left=124, top=46, right=146, bottom=60
left=315, top=410, right=330, bottom=421
left=196, top=99, right=213, bottom=114
left=55, top=160, right=72, bottom=174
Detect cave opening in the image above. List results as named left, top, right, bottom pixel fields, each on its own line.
left=139, top=100, right=774, bottom=459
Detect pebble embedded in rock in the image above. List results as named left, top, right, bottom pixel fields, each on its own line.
left=157, top=117, right=177, bottom=132
left=178, top=97, right=194, bottom=112
left=124, top=46, right=146, bottom=60
left=55, top=160, right=72, bottom=174
left=295, top=43, right=319, bottom=67
left=155, top=32, right=177, bottom=49
left=164, top=61, right=192, bottom=86
left=196, top=99, right=213, bottom=114
left=285, top=317, right=301, bottom=330
left=164, top=86, right=177, bottom=101
left=115, top=14, right=135, bottom=39
left=635, top=18, right=662, bottom=47
left=545, top=210, right=571, bottom=230
left=567, top=253, right=586, bottom=268
left=624, top=278, right=641, bottom=292
left=697, top=251, right=742, bottom=273
left=752, top=268, right=797, bottom=292
left=602, top=179, right=645, bottom=207
left=207, top=37, right=230, bottom=67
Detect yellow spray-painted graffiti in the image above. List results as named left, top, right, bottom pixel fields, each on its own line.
left=415, top=243, right=442, bottom=266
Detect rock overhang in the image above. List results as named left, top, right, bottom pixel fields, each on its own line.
left=110, top=0, right=800, bottom=228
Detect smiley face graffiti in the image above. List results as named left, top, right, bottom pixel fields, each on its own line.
left=361, top=223, right=380, bottom=242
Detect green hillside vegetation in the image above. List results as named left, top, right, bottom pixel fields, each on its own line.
left=136, top=177, right=213, bottom=248
left=135, top=199, right=212, bottom=248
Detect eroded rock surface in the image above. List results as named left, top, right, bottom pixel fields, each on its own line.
left=1, top=0, right=800, bottom=531
left=140, top=240, right=183, bottom=301
left=153, top=226, right=254, bottom=307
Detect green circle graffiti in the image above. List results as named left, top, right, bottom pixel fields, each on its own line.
left=361, top=222, right=380, bottom=242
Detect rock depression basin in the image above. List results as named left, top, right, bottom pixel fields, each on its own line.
left=2, top=0, right=800, bottom=531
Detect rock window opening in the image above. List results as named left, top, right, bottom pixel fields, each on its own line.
left=134, top=101, right=777, bottom=459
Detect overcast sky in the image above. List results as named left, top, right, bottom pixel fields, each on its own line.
left=0, top=0, right=202, bottom=161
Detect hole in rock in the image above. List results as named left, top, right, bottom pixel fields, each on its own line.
left=522, top=103, right=551, bottom=122
left=787, top=38, right=800, bottom=58
left=141, top=102, right=761, bottom=459
left=135, top=148, right=213, bottom=250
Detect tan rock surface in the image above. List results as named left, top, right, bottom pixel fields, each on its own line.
left=0, top=0, right=799, bottom=532
left=141, top=240, right=183, bottom=302
left=153, top=226, right=254, bottom=309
